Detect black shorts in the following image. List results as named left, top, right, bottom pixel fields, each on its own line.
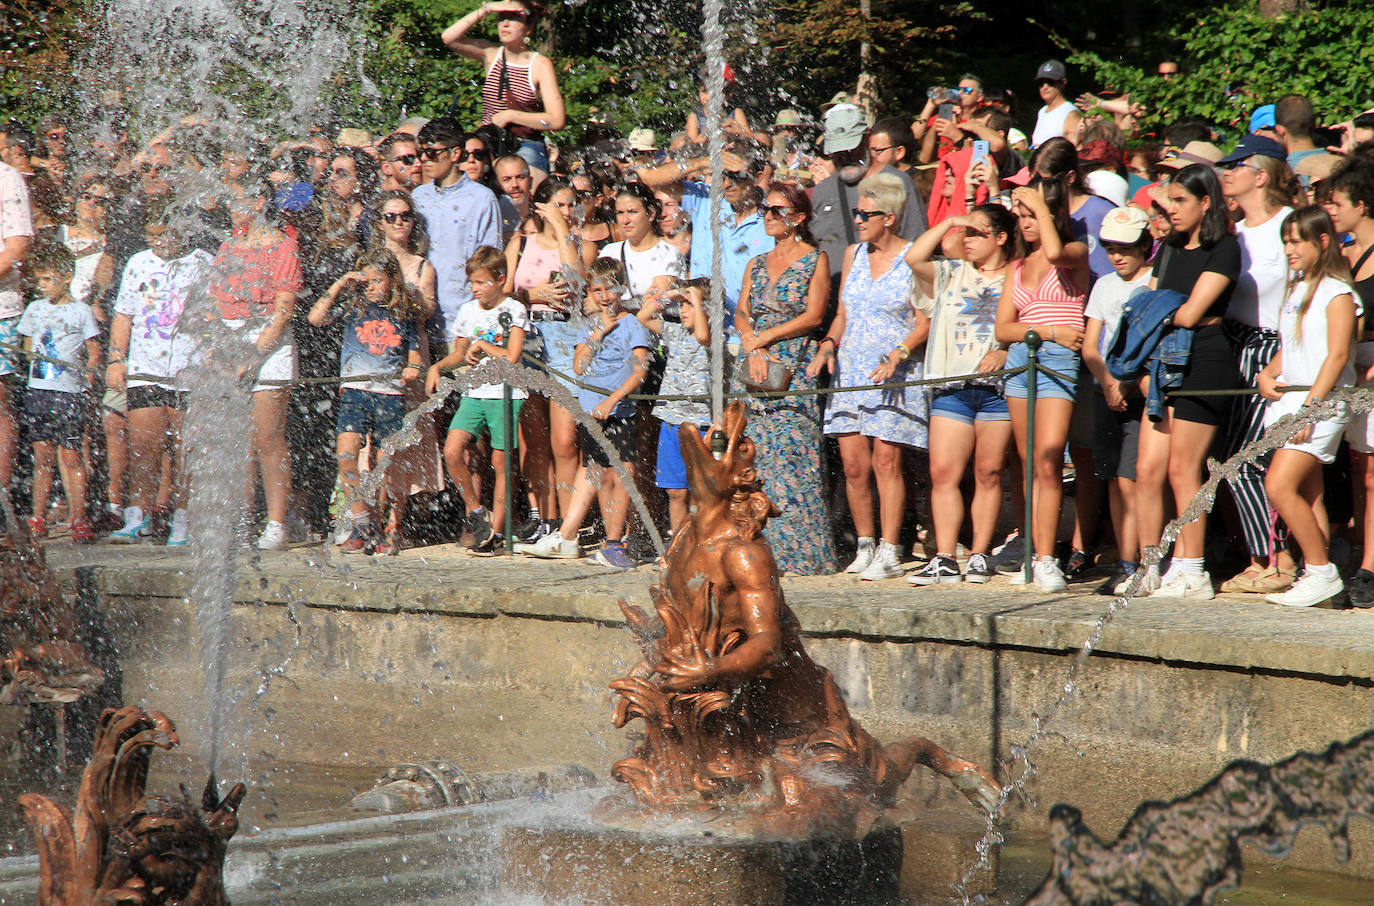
left=1092, top=392, right=1144, bottom=481
left=1169, top=323, right=1239, bottom=427
left=26, top=388, right=88, bottom=449
left=126, top=384, right=190, bottom=412
left=578, top=416, right=637, bottom=468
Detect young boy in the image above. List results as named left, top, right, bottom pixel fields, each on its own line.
left=1081, top=206, right=1154, bottom=595
left=642, top=277, right=710, bottom=533
left=427, top=246, right=528, bottom=554
left=518, top=258, right=652, bottom=568
left=18, top=243, right=101, bottom=542
left=106, top=206, right=215, bottom=546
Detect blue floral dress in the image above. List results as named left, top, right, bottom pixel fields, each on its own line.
left=731, top=250, right=837, bottom=576
left=824, top=241, right=928, bottom=447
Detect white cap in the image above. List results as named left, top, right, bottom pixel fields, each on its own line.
left=1086, top=170, right=1129, bottom=208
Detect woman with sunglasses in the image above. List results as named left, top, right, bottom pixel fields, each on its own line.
left=366, top=190, right=443, bottom=554
left=1216, top=137, right=1301, bottom=595
left=457, top=133, right=499, bottom=192
left=732, top=183, right=836, bottom=575
left=442, top=0, right=566, bottom=174
left=810, top=171, right=930, bottom=581
left=506, top=179, right=596, bottom=541
left=571, top=169, right=618, bottom=250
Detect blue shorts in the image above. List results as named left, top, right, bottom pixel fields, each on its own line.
left=930, top=385, right=1009, bottom=424
left=0, top=316, right=20, bottom=377
left=655, top=421, right=709, bottom=489
left=528, top=317, right=582, bottom=396
left=516, top=139, right=551, bottom=173
left=1004, top=340, right=1081, bottom=402
left=336, top=388, right=406, bottom=441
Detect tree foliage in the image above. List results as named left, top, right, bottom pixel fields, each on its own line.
left=0, top=0, right=89, bottom=119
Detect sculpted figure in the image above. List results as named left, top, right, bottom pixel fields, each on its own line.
left=610, top=401, right=999, bottom=836
left=20, top=706, right=245, bottom=906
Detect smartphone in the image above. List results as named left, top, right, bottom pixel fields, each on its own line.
left=938, top=103, right=955, bottom=122
left=971, top=140, right=990, bottom=167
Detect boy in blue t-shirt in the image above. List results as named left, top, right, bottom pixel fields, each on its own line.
left=18, top=244, right=101, bottom=543
left=518, top=258, right=651, bottom=569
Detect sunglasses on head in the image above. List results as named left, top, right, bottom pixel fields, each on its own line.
left=459, top=148, right=492, bottom=163
left=388, top=153, right=418, bottom=166
left=852, top=208, right=887, bottom=222
left=381, top=211, right=416, bottom=224
left=418, top=145, right=454, bottom=160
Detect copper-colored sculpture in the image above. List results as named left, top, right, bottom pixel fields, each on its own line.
left=1, top=522, right=104, bottom=705
left=19, top=706, right=246, bottom=906
left=610, top=401, right=1000, bottom=837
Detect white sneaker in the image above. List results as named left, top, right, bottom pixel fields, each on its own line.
left=516, top=530, right=582, bottom=559
left=1114, top=565, right=1160, bottom=596
left=1152, top=570, right=1214, bottom=600
left=1267, top=569, right=1344, bottom=607
left=859, top=541, right=903, bottom=580
left=1032, top=557, right=1068, bottom=592
left=109, top=506, right=146, bottom=544
left=166, top=509, right=189, bottom=547
left=845, top=537, right=877, bottom=574
left=257, top=520, right=286, bottom=551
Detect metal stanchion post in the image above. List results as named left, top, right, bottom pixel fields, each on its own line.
left=499, top=312, right=515, bottom=553
left=1023, top=330, right=1041, bottom=586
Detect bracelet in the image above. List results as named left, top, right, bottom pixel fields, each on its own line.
left=897, top=343, right=911, bottom=359
left=819, top=336, right=837, bottom=349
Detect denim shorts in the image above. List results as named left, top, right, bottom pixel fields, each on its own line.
left=1004, top=340, right=1081, bottom=402
left=336, top=388, right=406, bottom=441
left=529, top=317, right=582, bottom=396
left=930, top=385, right=1009, bottom=424
left=516, top=139, right=551, bottom=173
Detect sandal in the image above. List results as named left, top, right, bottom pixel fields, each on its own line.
left=375, top=518, right=403, bottom=557
left=1218, top=563, right=1268, bottom=594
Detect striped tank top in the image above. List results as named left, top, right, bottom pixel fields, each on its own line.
left=482, top=49, right=544, bottom=140
left=1011, top=259, right=1085, bottom=328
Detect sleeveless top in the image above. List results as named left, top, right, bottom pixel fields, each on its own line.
left=1032, top=101, right=1074, bottom=148
left=482, top=49, right=544, bottom=140
left=1351, top=244, right=1374, bottom=331
left=513, top=234, right=564, bottom=312
left=59, top=224, right=105, bottom=306
left=1012, top=259, right=1085, bottom=328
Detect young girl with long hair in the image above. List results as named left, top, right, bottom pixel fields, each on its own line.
left=1258, top=206, right=1359, bottom=607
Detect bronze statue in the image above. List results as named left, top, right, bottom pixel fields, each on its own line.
left=610, top=401, right=1000, bottom=837
left=19, top=706, right=246, bottom=906
left=1, top=521, right=103, bottom=705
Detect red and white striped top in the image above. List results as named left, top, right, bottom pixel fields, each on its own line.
left=1011, top=259, right=1085, bottom=328
left=483, top=50, right=544, bottom=141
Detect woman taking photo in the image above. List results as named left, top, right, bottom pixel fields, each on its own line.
left=811, top=171, right=929, bottom=581
left=370, top=190, right=443, bottom=554
left=907, top=200, right=1018, bottom=585
left=733, top=182, right=836, bottom=576
left=442, top=0, right=567, bottom=173
left=1134, top=164, right=1242, bottom=599
left=995, top=181, right=1090, bottom=592
left=507, top=178, right=595, bottom=540
left=1324, top=160, right=1374, bottom=605
left=207, top=181, right=304, bottom=551
left=1217, top=136, right=1299, bottom=594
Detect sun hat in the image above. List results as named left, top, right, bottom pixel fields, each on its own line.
left=774, top=109, right=804, bottom=128
left=1155, top=140, right=1223, bottom=170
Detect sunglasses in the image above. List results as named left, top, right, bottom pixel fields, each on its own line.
left=868, top=144, right=896, bottom=155
left=954, top=86, right=976, bottom=95
left=724, top=168, right=752, bottom=182
left=458, top=148, right=492, bottom=163
left=496, top=11, right=528, bottom=21
left=418, top=146, right=454, bottom=160
left=46, top=131, right=67, bottom=141
left=388, top=153, right=419, bottom=166
left=381, top=211, right=416, bottom=224
left=1222, top=161, right=1263, bottom=173
left=82, top=191, right=112, bottom=205
left=761, top=204, right=792, bottom=219
left=852, top=209, right=887, bottom=222
left=329, top=167, right=356, bottom=179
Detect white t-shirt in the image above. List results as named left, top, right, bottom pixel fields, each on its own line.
left=598, top=239, right=687, bottom=300
left=1084, top=269, right=1152, bottom=376
left=16, top=298, right=100, bottom=393
left=1229, top=207, right=1292, bottom=331
left=1277, top=275, right=1360, bottom=386
left=915, top=259, right=1004, bottom=381
left=452, top=296, right=530, bottom=399
left=115, top=248, right=215, bottom=388
left=1032, top=102, right=1074, bottom=148
left=0, top=162, right=34, bottom=319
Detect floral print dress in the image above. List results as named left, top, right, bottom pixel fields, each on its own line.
left=731, top=250, right=837, bottom=576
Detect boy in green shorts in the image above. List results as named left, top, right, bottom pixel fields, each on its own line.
left=426, top=247, right=528, bottom=553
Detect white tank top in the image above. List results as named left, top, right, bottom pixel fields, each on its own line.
left=1032, top=102, right=1074, bottom=148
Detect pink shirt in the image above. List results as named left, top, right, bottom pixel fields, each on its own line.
left=1011, top=259, right=1085, bottom=329
left=0, top=162, right=34, bottom=319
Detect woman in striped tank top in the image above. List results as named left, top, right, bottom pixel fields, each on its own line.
left=995, top=182, right=1090, bottom=591
left=442, top=1, right=567, bottom=173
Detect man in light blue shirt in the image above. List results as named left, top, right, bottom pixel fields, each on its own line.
left=679, top=164, right=773, bottom=321
left=410, top=116, right=502, bottom=348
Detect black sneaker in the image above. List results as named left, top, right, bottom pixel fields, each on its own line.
left=471, top=532, right=504, bottom=555
left=907, top=555, right=961, bottom=586
left=963, top=552, right=993, bottom=584
left=1095, top=566, right=1131, bottom=595
left=1348, top=569, right=1374, bottom=608
left=464, top=510, right=493, bottom=550
left=1064, top=549, right=1090, bottom=581
left=513, top=513, right=542, bottom=542
left=991, top=539, right=1024, bottom=576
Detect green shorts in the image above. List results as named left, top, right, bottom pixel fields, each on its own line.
left=449, top=396, right=524, bottom=451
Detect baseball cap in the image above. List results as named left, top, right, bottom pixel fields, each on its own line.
left=1098, top=206, right=1151, bottom=244
left=1218, top=134, right=1286, bottom=165
left=627, top=128, right=657, bottom=152
left=1035, top=60, right=1067, bottom=82
left=1155, top=140, right=1223, bottom=170
left=1002, top=166, right=1034, bottom=187
left=1249, top=105, right=1277, bottom=133
left=1086, top=170, right=1129, bottom=208
left=774, top=109, right=804, bottom=128
left=1008, top=127, right=1028, bottom=147
left=821, top=91, right=853, bottom=111
left=822, top=104, right=868, bottom=154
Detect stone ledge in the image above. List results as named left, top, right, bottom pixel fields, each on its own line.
left=46, top=545, right=1374, bottom=683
